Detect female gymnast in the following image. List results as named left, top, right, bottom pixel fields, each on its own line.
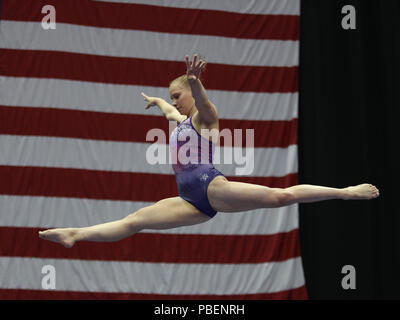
left=39, top=54, right=380, bottom=248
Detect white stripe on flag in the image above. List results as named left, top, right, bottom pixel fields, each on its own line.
left=0, top=76, right=298, bottom=121
left=0, top=256, right=305, bottom=294
left=0, top=21, right=299, bottom=67
left=0, top=195, right=299, bottom=235
left=93, top=0, right=300, bottom=15
left=0, top=135, right=298, bottom=177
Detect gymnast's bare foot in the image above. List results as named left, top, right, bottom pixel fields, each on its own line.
left=343, top=184, right=380, bottom=200
left=39, top=228, right=77, bottom=248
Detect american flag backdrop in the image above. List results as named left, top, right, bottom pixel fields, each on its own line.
left=0, top=0, right=307, bottom=299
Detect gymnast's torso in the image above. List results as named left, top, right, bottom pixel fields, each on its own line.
left=169, top=115, right=224, bottom=217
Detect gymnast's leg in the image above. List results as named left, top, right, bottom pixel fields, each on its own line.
left=207, top=177, right=380, bottom=213
left=38, top=197, right=210, bottom=248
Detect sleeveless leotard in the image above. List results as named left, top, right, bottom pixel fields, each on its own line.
left=169, top=116, right=224, bottom=217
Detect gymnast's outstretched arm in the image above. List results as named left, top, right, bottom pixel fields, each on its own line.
left=141, top=92, right=187, bottom=123
left=185, top=54, right=218, bottom=125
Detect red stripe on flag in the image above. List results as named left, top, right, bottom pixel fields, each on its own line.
left=0, top=285, right=308, bottom=300
left=1, top=0, right=299, bottom=40
left=0, top=165, right=177, bottom=202
left=0, top=227, right=301, bottom=263
left=0, top=166, right=298, bottom=201
left=0, top=49, right=298, bottom=93
left=0, top=106, right=298, bottom=148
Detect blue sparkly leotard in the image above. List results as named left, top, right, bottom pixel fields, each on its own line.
left=169, top=116, right=224, bottom=217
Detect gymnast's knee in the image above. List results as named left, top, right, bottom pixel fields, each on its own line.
left=124, top=208, right=147, bottom=231
left=272, top=189, right=296, bottom=207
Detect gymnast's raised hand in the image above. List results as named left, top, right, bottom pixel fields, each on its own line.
left=185, top=54, right=206, bottom=81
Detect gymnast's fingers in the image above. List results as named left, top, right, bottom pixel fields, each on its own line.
left=185, top=55, right=192, bottom=69
left=198, top=60, right=206, bottom=71
left=141, top=92, right=149, bottom=101
left=192, top=54, right=198, bottom=67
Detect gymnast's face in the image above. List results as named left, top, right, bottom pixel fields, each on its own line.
left=169, top=83, right=196, bottom=116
